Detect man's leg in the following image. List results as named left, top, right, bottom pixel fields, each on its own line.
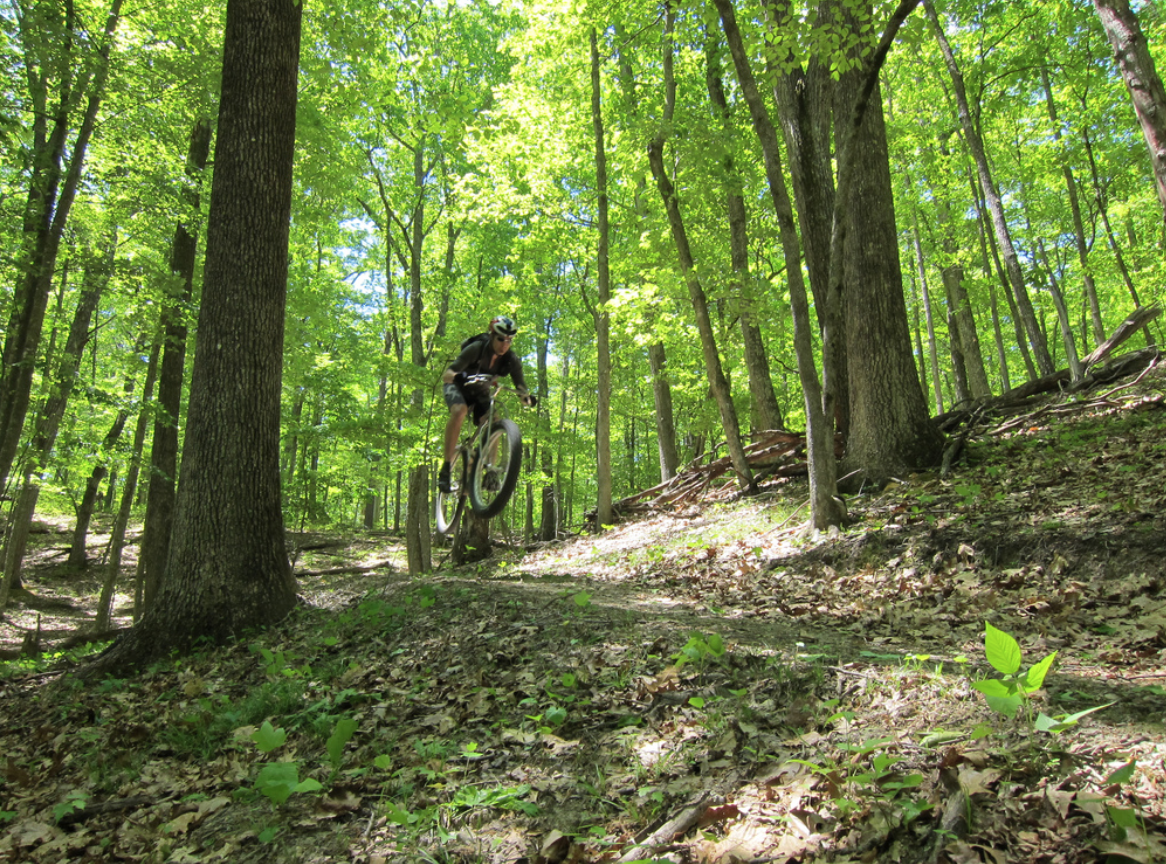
left=444, top=404, right=468, bottom=465
left=439, top=386, right=469, bottom=494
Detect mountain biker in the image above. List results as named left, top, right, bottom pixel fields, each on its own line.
left=438, top=315, right=537, bottom=493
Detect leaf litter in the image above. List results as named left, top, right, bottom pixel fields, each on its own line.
left=0, top=361, right=1164, bottom=863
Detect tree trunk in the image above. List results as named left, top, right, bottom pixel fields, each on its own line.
left=705, top=35, right=784, bottom=434
left=82, top=0, right=302, bottom=677
left=715, top=0, right=838, bottom=526
left=911, top=214, right=945, bottom=414
left=766, top=0, right=848, bottom=438
left=650, top=5, right=754, bottom=494
left=0, top=236, right=111, bottom=609
left=591, top=29, right=615, bottom=526
left=923, top=0, right=1054, bottom=376
left=833, top=12, right=944, bottom=487
left=0, top=0, right=124, bottom=490
left=1082, top=128, right=1157, bottom=348
left=1093, top=0, right=1166, bottom=226
left=96, top=342, right=160, bottom=630
left=138, top=118, right=212, bottom=611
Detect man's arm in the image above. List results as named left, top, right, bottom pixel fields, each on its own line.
left=442, top=342, right=484, bottom=384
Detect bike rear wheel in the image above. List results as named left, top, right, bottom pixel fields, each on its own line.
left=468, top=419, right=522, bottom=518
left=434, top=448, right=466, bottom=535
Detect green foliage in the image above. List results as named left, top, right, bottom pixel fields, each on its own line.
left=673, top=632, right=726, bottom=669
left=972, top=622, right=1110, bottom=732
left=253, top=763, right=324, bottom=807
left=326, top=717, right=359, bottom=769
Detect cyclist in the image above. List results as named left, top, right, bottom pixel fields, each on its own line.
left=438, top=315, right=537, bottom=493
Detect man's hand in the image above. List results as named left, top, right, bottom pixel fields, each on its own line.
left=521, top=393, right=538, bottom=408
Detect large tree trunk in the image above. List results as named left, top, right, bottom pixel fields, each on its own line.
left=591, top=29, right=615, bottom=526
left=82, top=0, right=302, bottom=677
left=834, top=30, right=944, bottom=487
left=1093, top=0, right=1166, bottom=226
left=138, top=118, right=212, bottom=611
left=766, top=0, right=849, bottom=439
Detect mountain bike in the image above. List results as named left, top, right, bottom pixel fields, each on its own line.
left=435, top=382, right=524, bottom=535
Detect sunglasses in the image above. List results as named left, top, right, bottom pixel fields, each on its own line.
left=494, top=335, right=513, bottom=344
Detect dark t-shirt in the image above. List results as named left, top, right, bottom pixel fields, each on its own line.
left=449, top=336, right=528, bottom=392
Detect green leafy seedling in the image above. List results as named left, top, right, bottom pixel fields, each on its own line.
left=251, top=720, right=287, bottom=753
left=254, top=763, right=322, bottom=806
left=326, top=716, right=359, bottom=769
left=971, top=622, right=1056, bottom=720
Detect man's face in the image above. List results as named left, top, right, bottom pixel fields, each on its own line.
left=492, top=333, right=513, bottom=355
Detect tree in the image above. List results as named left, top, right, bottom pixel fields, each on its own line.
left=648, top=3, right=755, bottom=495
left=83, top=0, right=303, bottom=675
left=591, top=27, right=615, bottom=527
left=0, top=0, right=123, bottom=490
left=922, top=0, right=1054, bottom=378
left=833, top=0, right=945, bottom=485
left=1092, top=0, right=1166, bottom=227
left=138, top=118, right=213, bottom=611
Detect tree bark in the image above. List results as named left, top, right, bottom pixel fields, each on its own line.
left=138, top=118, right=212, bottom=611
left=1092, top=0, right=1166, bottom=226
left=923, top=0, right=1054, bottom=376
left=833, top=4, right=945, bottom=486
left=96, top=342, right=160, bottom=630
left=0, top=0, right=123, bottom=491
left=705, top=35, right=784, bottom=434
left=591, top=28, right=615, bottom=526
left=82, top=0, right=303, bottom=676
left=649, top=4, right=755, bottom=494
left=715, top=0, right=838, bottom=526
left=0, top=235, right=112, bottom=609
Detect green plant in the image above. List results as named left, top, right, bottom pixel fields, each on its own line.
left=972, top=622, right=1110, bottom=731
left=53, top=791, right=87, bottom=824
left=674, top=633, right=725, bottom=670
left=254, top=762, right=323, bottom=806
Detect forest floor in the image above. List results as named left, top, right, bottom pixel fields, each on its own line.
left=1, top=359, right=1165, bottom=864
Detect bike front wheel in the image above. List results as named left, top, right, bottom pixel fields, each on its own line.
left=468, top=419, right=522, bottom=518
left=435, top=448, right=467, bottom=535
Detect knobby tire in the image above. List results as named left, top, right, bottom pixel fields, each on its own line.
left=434, top=448, right=467, bottom=535
left=468, top=419, right=522, bottom=518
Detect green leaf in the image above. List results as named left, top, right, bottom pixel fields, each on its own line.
left=970, top=679, right=1016, bottom=698
left=1035, top=702, right=1113, bottom=733
left=295, top=778, right=324, bottom=793
left=983, top=622, right=1021, bottom=675
left=688, top=696, right=705, bottom=709
left=326, top=717, right=359, bottom=768
left=988, top=693, right=1023, bottom=718
left=706, top=633, right=725, bottom=656
left=252, top=720, right=287, bottom=753
left=1022, top=652, right=1057, bottom=691
left=1105, top=760, right=1137, bottom=786
left=255, top=762, right=300, bottom=805
left=1107, top=805, right=1140, bottom=829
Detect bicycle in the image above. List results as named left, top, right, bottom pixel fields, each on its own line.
left=434, top=381, right=524, bottom=535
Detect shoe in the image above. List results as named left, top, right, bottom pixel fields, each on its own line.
left=438, top=462, right=451, bottom=493
left=483, top=468, right=502, bottom=492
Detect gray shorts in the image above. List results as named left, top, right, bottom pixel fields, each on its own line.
left=444, top=383, right=490, bottom=423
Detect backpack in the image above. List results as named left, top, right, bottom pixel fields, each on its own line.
left=460, top=332, right=491, bottom=352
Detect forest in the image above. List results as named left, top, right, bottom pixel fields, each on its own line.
left=0, top=0, right=1165, bottom=859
